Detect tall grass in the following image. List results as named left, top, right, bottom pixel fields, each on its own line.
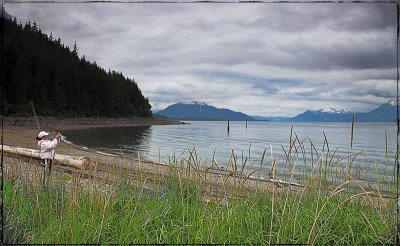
left=2, top=128, right=397, bottom=244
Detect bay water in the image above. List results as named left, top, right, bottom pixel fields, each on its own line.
left=61, top=121, right=397, bottom=192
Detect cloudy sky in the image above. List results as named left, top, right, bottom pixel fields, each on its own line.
left=4, top=2, right=398, bottom=116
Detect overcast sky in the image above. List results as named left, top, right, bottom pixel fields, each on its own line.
left=4, top=2, right=398, bottom=116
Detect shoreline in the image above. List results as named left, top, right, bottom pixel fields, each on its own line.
left=2, top=121, right=395, bottom=204
left=2, top=117, right=189, bottom=170
left=2, top=117, right=395, bottom=198
left=3, top=117, right=187, bottom=130
left=2, top=126, right=289, bottom=203
left=2, top=117, right=186, bottom=172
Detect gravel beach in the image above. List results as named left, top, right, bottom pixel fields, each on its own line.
left=3, top=117, right=184, bottom=165
left=2, top=118, right=281, bottom=199
left=2, top=118, right=186, bottom=193
left=2, top=118, right=387, bottom=204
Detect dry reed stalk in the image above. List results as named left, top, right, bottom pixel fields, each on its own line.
left=375, top=161, right=386, bottom=210
left=313, top=152, right=324, bottom=225
left=213, top=160, right=229, bottom=199
left=256, top=149, right=266, bottom=193
left=72, top=193, right=75, bottom=243
left=238, top=156, right=248, bottom=189
left=307, top=181, right=350, bottom=244
left=268, top=157, right=277, bottom=245
left=351, top=113, right=355, bottom=149
left=345, top=173, right=390, bottom=231
left=360, top=211, right=382, bottom=243
left=245, top=168, right=261, bottom=180
left=97, top=192, right=111, bottom=244
left=311, top=191, right=372, bottom=245
left=292, top=134, right=302, bottom=161
left=278, top=157, right=300, bottom=239
left=337, top=152, right=368, bottom=165
left=187, top=149, right=205, bottom=184
left=290, top=138, right=322, bottom=241
left=265, top=144, right=275, bottom=192
left=36, top=194, right=43, bottom=243
left=385, top=130, right=388, bottom=158
left=349, top=169, right=389, bottom=234
left=232, top=150, right=238, bottom=190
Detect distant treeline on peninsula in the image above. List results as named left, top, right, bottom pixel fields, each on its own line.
left=1, top=18, right=152, bottom=118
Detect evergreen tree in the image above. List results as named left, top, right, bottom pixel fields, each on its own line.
left=72, top=41, right=78, bottom=57
left=1, top=18, right=152, bottom=118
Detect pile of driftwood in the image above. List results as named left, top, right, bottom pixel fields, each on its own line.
left=2, top=145, right=89, bottom=169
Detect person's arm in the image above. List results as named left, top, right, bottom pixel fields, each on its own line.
left=44, top=136, right=60, bottom=150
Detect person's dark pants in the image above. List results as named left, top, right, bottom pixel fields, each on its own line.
left=42, top=159, right=52, bottom=185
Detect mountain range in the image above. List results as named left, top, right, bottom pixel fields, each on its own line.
left=156, top=101, right=397, bottom=122
left=286, top=108, right=354, bottom=122
left=354, top=102, right=396, bottom=122
left=156, top=101, right=256, bottom=121
left=285, top=102, right=396, bottom=122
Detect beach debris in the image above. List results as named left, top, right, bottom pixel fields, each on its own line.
left=2, top=145, right=89, bottom=169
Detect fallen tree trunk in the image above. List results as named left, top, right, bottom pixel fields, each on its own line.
left=2, top=145, right=89, bottom=169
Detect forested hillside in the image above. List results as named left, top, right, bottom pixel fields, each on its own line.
left=1, top=18, right=152, bottom=118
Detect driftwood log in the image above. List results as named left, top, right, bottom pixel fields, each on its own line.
left=2, top=145, right=89, bottom=169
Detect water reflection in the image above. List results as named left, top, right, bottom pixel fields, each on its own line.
left=62, top=126, right=152, bottom=157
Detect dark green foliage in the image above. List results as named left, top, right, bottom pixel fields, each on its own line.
left=1, top=18, right=152, bottom=118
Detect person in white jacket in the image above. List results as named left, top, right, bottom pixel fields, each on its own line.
left=37, top=131, right=60, bottom=185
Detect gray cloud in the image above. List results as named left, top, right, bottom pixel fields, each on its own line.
left=5, top=3, right=398, bottom=116
left=328, top=4, right=396, bottom=32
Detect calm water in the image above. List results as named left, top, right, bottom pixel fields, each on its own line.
left=62, top=121, right=397, bottom=189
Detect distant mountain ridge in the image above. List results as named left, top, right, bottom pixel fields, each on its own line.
left=282, top=101, right=396, bottom=122
left=354, top=102, right=397, bottom=122
left=252, top=116, right=290, bottom=121
left=157, top=101, right=256, bottom=121
left=284, top=108, right=354, bottom=122
left=157, top=101, right=396, bottom=122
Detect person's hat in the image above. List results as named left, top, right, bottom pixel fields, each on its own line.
left=37, top=131, right=49, bottom=139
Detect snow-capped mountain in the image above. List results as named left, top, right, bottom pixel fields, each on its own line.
left=389, top=100, right=398, bottom=106
left=156, top=101, right=396, bottom=122
left=284, top=108, right=354, bottom=122
left=180, top=101, right=208, bottom=106
left=157, top=101, right=256, bottom=121
left=283, top=101, right=396, bottom=122
left=319, top=108, right=348, bottom=114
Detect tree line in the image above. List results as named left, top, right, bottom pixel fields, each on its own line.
left=1, top=18, right=152, bottom=118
